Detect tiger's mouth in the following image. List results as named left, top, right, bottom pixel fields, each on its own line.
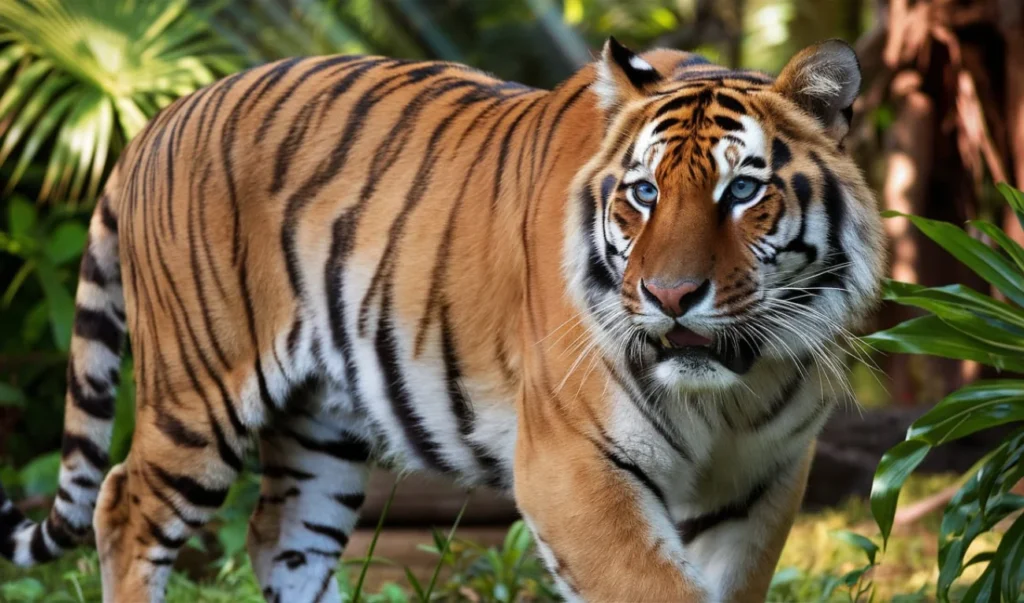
left=652, top=325, right=759, bottom=374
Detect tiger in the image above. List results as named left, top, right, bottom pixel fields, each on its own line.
left=0, top=36, right=885, bottom=602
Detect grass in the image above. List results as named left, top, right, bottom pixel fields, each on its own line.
left=0, top=474, right=1006, bottom=603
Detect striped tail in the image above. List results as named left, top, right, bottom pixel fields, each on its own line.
left=0, top=176, right=125, bottom=566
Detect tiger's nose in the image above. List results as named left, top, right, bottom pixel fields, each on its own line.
left=641, top=279, right=711, bottom=317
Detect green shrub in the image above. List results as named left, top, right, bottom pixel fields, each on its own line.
left=866, top=183, right=1024, bottom=602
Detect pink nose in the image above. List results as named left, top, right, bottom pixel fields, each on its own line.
left=642, top=279, right=710, bottom=317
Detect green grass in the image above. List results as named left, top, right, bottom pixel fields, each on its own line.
left=0, top=475, right=1004, bottom=603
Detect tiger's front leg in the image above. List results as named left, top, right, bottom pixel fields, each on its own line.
left=247, top=399, right=371, bottom=603
left=513, top=412, right=709, bottom=603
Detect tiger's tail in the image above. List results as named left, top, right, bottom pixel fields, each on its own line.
left=0, top=168, right=126, bottom=566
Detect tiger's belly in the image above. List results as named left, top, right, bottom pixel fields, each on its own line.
left=298, top=291, right=520, bottom=491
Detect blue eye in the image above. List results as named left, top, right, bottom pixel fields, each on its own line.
left=728, top=177, right=761, bottom=201
left=631, top=181, right=659, bottom=205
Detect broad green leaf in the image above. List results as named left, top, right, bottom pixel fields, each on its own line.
left=960, top=563, right=998, bottom=603
left=871, top=439, right=930, bottom=546
left=33, top=256, right=75, bottom=351
left=831, top=530, right=879, bottom=565
left=883, top=280, right=1024, bottom=330
left=906, top=381, right=1024, bottom=445
left=18, top=450, right=61, bottom=497
left=885, top=211, right=1024, bottom=307
left=864, top=315, right=1024, bottom=372
left=44, top=221, right=87, bottom=266
left=997, top=511, right=1024, bottom=602
left=972, top=219, right=1024, bottom=275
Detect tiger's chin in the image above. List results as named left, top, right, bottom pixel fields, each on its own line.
left=644, top=326, right=760, bottom=392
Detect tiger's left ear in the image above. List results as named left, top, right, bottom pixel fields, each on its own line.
left=594, top=37, right=663, bottom=112
left=774, top=39, right=861, bottom=142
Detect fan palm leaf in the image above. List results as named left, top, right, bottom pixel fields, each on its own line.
left=0, top=0, right=243, bottom=204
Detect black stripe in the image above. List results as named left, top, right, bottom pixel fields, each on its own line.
left=746, top=366, right=807, bottom=430
left=591, top=437, right=666, bottom=507
left=61, top=433, right=108, bottom=469
left=714, top=93, right=747, bottom=115
left=286, top=430, right=371, bottom=462
left=332, top=492, right=365, bottom=511
left=56, top=488, right=73, bottom=503
left=71, top=476, right=98, bottom=489
left=261, top=465, right=315, bottom=481
left=273, top=549, right=307, bottom=569
left=155, top=410, right=209, bottom=448
left=281, top=60, right=408, bottom=297
left=30, top=525, right=56, bottom=562
left=44, top=518, right=75, bottom=549
left=741, top=156, right=766, bottom=170
left=771, top=137, right=791, bottom=171
left=151, top=464, right=228, bottom=508
left=186, top=165, right=231, bottom=369
left=303, top=521, right=349, bottom=549
left=375, top=288, right=453, bottom=473
left=713, top=115, right=743, bottom=131
left=145, top=515, right=187, bottom=549
left=538, top=83, right=587, bottom=171
left=606, top=358, right=692, bottom=462
left=677, top=480, right=770, bottom=544
left=73, top=308, right=122, bottom=355
left=441, top=304, right=504, bottom=484
left=79, top=249, right=107, bottom=287
left=238, top=248, right=274, bottom=412
left=99, top=197, right=117, bottom=233
left=140, top=469, right=204, bottom=530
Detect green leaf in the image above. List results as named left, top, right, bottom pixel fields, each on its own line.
left=18, top=450, right=61, bottom=497
left=404, top=567, right=425, bottom=602
left=885, top=211, right=1024, bottom=307
left=972, top=219, right=1024, bottom=275
left=871, top=439, right=930, bottom=547
left=864, top=315, right=1024, bottom=372
left=0, top=381, right=26, bottom=407
left=44, top=221, right=87, bottom=266
left=996, top=506, right=1024, bottom=601
left=882, top=280, right=1024, bottom=331
left=831, top=530, right=879, bottom=565
left=996, top=182, right=1024, bottom=234
left=8, top=195, right=37, bottom=237
left=0, top=577, right=45, bottom=601
left=906, top=381, right=1024, bottom=445
left=33, top=256, right=75, bottom=351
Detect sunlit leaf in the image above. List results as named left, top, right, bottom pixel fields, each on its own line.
left=832, top=530, right=879, bottom=565
left=864, top=315, right=1024, bottom=372
left=871, top=439, right=930, bottom=547
left=883, top=211, right=1024, bottom=307
left=0, top=0, right=243, bottom=202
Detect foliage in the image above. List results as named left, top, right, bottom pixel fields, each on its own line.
left=0, top=0, right=241, bottom=203
left=865, top=183, right=1024, bottom=602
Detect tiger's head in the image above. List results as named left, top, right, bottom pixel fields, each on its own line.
left=566, top=38, right=885, bottom=392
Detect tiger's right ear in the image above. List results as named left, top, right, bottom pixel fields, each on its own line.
left=593, top=37, right=663, bottom=112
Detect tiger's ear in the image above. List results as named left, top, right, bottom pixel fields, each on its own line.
left=594, top=37, right=663, bottom=112
left=774, top=39, right=861, bottom=142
